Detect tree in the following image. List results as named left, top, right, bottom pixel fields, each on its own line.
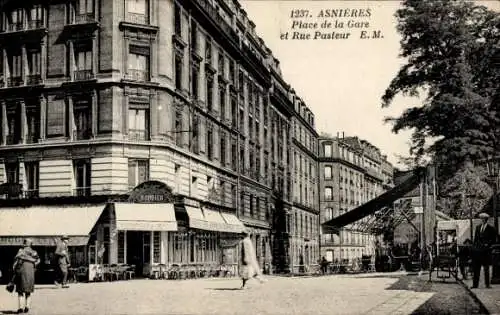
left=383, top=0, right=500, bottom=177
left=437, top=161, right=492, bottom=219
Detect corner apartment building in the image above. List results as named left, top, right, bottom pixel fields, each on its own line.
left=318, top=135, right=394, bottom=262
left=0, top=0, right=309, bottom=277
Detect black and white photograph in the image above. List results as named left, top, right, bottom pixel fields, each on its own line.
left=0, top=0, right=498, bottom=314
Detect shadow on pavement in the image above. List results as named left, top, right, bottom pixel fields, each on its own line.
left=0, top=310, right=19, bottom=314
left=208, top=288, right=242, bottom=291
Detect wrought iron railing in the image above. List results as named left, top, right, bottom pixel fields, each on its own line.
left=125, top=69, right=149, bottom=82
left=7, top=22, right=23, bottom=32
left=128, top=129, right=149, bottom=141
left=26, top=74, right=42, bottom=85
left=126, top=12, right=149, bottom=25
left=6, top=134, right=19, bottom=145
left=193, top=0, right=237, bottom=40
left=74, top=69, right=94, bottom=81
left=73, top=129, right=92, bottom=140
left=71, top=13, right=96, bottom=24
left=73, top=187, right=91, bottom=197
left=25, top=133, right=39, bottom=144
left=7, top=77, right=23, bottom=87
left=28, top=20, right=44, bottom=29
left=24, top=189, right=39, bottom=198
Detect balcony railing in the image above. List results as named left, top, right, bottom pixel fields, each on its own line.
left=74, top=69, right=94, bottom=81
left=128, top=129, right=149, bottom=141
left=126, top=12, right=149, bottom=25
left=28, top=20, right=44, bottom=30
left=193, top=0, right=237, bottom=41
left=24, top=189, right=39, bottom=198
left=73, top=129, right=92, bottom=140
left=7, top=22, right=23, bottom=32
left=74, top=187, right=91, bottom=197
left=26, top=133, right=39, bottom=144
left=6, top=134, right=20, bottom=145
left=26, top=74, right=42, bottom=85
left=71, top=13, right=96, bottom=24
left=7, top=77, right=23, bottom=87
left=125, top=69, right=149, bottom=82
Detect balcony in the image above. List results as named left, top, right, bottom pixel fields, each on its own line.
left=25, top=133, right=39, bottom=144
left=74, top=187, right=91, bottom=197
left=69, top=13, right=97, bottom=25
left=128, top=129, right=149, bottom=141
left=126, top=13, right=149, bottom=25
left=125, top=69, right=150, bottom=82
left=24, top=189, right=39, bottom=198
left=6, top=134, right=20, bottom=145
left=7, top=77, right=23, bottom=87
left=28, top=20, right=44, bottom=30
left=73, top=129, right=92, bottom=140
left=6, top=22, right=23, bottom=32
left=192, top=0, right=238, bottom=42
left=74, top=69, right=95, bottom=81
left=26, top=74, right=43, bottom=86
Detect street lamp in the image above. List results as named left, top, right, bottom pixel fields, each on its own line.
left=486, top=158, right=500, bottom=284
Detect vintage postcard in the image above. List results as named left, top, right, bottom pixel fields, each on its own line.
left=0, top=0, right=498, bottom=314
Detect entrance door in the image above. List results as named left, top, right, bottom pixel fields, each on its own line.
left=127, top=231, right=146, bottom=277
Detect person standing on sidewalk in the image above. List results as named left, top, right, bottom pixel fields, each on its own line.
left=472, top=213, right=497, bottom=288
left=13, top=238, right=40, bottom=314
left=54, top=236, right=70, bottom=288
left=239, top=230, right=266, bottom=289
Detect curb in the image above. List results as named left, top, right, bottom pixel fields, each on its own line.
left=456, top=278, right=491, bottom=315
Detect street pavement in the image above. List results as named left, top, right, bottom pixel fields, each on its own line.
left=0, top=272, right=483, bottom=315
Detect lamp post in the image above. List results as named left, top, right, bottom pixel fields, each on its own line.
left=486, top=159, right=500, bottom=284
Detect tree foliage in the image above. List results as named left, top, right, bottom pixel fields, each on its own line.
left=437, top=161, right=492, bottom=218
left=384, top=0, right=500, bottom=177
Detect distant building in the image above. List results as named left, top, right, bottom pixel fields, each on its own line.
left=318, top=134, right=394, bottom=262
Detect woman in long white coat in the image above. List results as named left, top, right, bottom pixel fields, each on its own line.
left=239, top=230, right=266, bottom=289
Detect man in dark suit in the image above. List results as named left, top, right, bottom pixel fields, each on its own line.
left=54, top=235, right=70, bottom=288
left=472, top=213, right=497, bottom=288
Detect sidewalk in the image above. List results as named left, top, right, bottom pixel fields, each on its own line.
left=457, top=271, right=500, bottom=315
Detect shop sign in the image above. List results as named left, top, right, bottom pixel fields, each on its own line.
left=128, top=181, right=174, bottom=203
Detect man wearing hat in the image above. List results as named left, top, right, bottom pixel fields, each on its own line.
left=472, top=213, right=497, bottom=288
left=54, top=235, right=70, bottom=288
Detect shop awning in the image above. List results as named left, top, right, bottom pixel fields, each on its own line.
left=185, top=206, right=210, bottom=230
left=322, top=167, right=425, bottom=234
left=220, top=212, right=246, bottom=233
left=114, top=203, right=177, bottom=231
left=202, top=208, right=230, bottom=232
left=0, top=205, right=105, bottom=246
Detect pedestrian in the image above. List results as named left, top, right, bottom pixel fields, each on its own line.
left=458, top=239, right=472, bottom=280
left=320, top=256, right=329, bottom=274
left=13, top=238, right=40, bottom=314
left=54, top=235, right=70, bottom=288
left=471, top=213, right=497, bottom=289
left=239, top=230, right=266, bottom=289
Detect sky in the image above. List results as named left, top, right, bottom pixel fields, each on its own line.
left=239, top=0, right=497, bottom=167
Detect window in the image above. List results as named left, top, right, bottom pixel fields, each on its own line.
left=324, top=166, right=332, bottom=180
left=174, top=53, right=183, bottom=90
left=249, top=195, right=254, bottom=217
left=220, top=134, right=226, bottom=166
left=6, top=104, right=20, bottom=144
left=174, top=108, right=183, bottom=147
left=206, top=75, right=213, bottom=111
left=325, top=187, right=333, bottom=201
left=220, top=180, right=225, bottom=204
left=8, top=51, right=23, bottom=84
left=231, top=95, right=237, bottom=127
left=191, top=65, right=199, bottom=99
left=325, top=207, right=333, bottom=221
left=73, top=97, right=92, bottom=140
left=74, top=159, right=91, bottom=196
left=78, top=0, right=94, bottom=14
left=5, top=163, right=19, bottom=184
left=240, top=192, right=245, bottom=216
left=128, top=159, right=149, bottom=189
left=218, top=52, right=224, bottom=76
left=206, top=124, right=213, bottom=160
left=25, top=105, right=40, bottom=143
left=127, top=0, right=148, bottom=24
left=229, top=59, right=235, bottom=84
left=128, top=46, right=150, bottom=81
left=174, top=4, right=181, bottom=35
left=205, top=38, right=212, bottom=62
left=103, top=226, right=110, bottom=264
left=9, top=8, right=24, bottom=31
left=128, top=106, right=149, bottom=141
left=219, top=85, right=226, bottom=120
left=191, top=114, right=199, bottom=154
left=324, top=143, right=332, bottom=157
left=27, top=48, right=41, bottom=78
left=231, top=140, right=237, bottom=170
left=28, top=5, right=43, bottom=28
left=153, top=231, right=161, bottom=263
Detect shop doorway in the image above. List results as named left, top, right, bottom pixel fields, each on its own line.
left=126, top=231, right=151, bottom=277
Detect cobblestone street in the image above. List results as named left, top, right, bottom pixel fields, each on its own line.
left=1, top=272, right=482, bottom=315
